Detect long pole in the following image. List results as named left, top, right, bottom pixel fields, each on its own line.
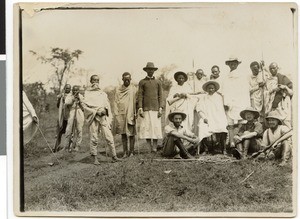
left=260, top=53, right=266, bottom=127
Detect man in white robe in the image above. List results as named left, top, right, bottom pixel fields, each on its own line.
left=64, top=85, right=85, bottom=152
left=114, top=72, right=137, bottom=157
left=82, top=75, right=120, bottom=164
left=222, top=57, right=250, bottom=148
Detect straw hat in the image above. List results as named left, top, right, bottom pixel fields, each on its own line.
left=225, top=57, right=242, bottom=65
left=240, top=107, right=260, bottom=120
left=168, top=109, right=187, bottom=121
left=202, top=80, right=220, bottom=92
left=174, top=71, right=188, bottom=82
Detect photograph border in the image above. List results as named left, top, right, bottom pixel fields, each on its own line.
left=13, top=2, right=298, bottom=217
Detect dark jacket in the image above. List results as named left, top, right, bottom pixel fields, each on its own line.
left=137, top=77, right=163, bottom=111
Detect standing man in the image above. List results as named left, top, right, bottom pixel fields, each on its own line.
left=138, top=62, right=163, bottom=152
left=222, top=57, right=250, bottom=148
left=115, top=72, right=137, bottom=158
left=82, top=75, right=120, bottom=164
left=268, top=62, right=293, bottom=128
left=54, top=84, right=71, bottom=152
left=210, top=65, right=221, bottom=81
left=210, top=65, right=223, bottom=92
left=63, top=85, right=84, bottom=152
left=249, top=61, right=265, bottom=114
left=194, top=69, right=208, bottom=93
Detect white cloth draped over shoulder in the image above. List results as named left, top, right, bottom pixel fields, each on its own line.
left=249, top=72, right=265, bottom=112
left=23, top=91, right=38, bottom=144
left=114, top=84, right=137, bottom=135
left=222, top=69, right=251, bottom=122
left=166, top=83, right=195, bottom=131
left=264, top=74, right=278, bottom=115
left=82, top=86, right=112, bottom=127
left=196, top=93, right=228, bottom=141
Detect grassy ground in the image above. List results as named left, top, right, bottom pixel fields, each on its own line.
left=23, top=96, right=294, bottom=213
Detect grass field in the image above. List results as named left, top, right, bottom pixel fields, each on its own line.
left=23, top=95, right=294, bottom=214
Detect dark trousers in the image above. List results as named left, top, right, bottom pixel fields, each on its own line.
left=162, top=135, right=193, bottom=158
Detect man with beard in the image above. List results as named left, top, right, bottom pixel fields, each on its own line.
left=162, top=110, right=197, bottom=159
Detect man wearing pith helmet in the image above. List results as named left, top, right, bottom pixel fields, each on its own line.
left=162, top=109, right=198, bottom=159
left=222, top=57, right=250, bottom=149
left=260, top=111, right=292, bottom=166
left=137, top=62, right=163, bottom=153
left=233, top=107, right=263, bottom=159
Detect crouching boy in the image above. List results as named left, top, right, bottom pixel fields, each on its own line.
left=259, top=111, right=292, bottom=166
left=233, top=107, right=263, bottom=159
left=162, top=110, right=198, bottom=159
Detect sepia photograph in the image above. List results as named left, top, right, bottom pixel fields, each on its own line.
left=13, top=2, right=297, bottom=217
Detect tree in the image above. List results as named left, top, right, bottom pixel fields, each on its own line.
left=157, top=64, right=177, bottom=91
left=23, top=82, right=47, bottom=113
left=30, top=48, right=83, bottom=93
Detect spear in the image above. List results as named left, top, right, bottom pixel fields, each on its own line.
left=260, top=53, right=267, bottom=127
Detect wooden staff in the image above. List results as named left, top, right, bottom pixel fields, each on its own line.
left=260, top=56, right=267, bottom=127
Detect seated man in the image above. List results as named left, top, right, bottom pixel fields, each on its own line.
left=162, top=110, right=198, bottom=159
left=233, top=107, right=263, bottom=159
left=259, top=111, right=292, bottom=166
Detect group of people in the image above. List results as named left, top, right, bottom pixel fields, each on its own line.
left=49, top=58, right=293, bottom=166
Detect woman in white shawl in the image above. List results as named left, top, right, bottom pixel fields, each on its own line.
left=196, top=81, right=228, bottom=154
left=166, top=71, right=195, bottom=132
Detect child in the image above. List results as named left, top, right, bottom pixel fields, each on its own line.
left=233, top=107, right=263, bottom=159
left=162, top=110, right=199, bottom=159
left=196, top=81, right=228, bottom=155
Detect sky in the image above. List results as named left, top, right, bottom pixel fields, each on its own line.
left=22, top=3, right=297, bottom=91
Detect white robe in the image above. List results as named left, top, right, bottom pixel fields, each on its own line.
left=196, top=93, right=228, bottom=141
left=222, top=68, right=250, bottom=123
left=166, top=83, right=195, bottom=132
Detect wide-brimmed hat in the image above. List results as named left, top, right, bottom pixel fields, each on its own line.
left=266, top=111, right=283, bottom=125
left=168, top=109, right=187, bottom=121
left=195, top=69, right=206, bottom=76
left=202, top=80, right=220, bottom=92
left=174, top=71, right=188, bottom=82
left=225, top=57, right=242, bottom=65
left=240, top=107, right=260, bottom=120
left=143, top=62, right=158, bottom=71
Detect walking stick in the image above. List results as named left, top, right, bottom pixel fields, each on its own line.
left=135, top=115, right=140, bottom=155
left=260, top=57, right=267, bottom=128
